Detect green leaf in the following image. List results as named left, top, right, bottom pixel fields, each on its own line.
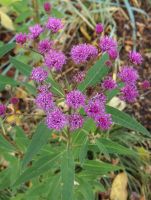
left=106, top=105, right=150, bottom=137
left=14, top=126, right=29, bottom=152
left=77, top=178, right=94, bottom=200
left=0, top=74, right=18, bottom=89
left=10, top=57, right=32, bottom=76
left=78, top=54, right=109, bottom=91
left=47, top=77, right=64, bottom=97
left=14, top=153, right=61, bottom=186
left=96, top=140, right=110, bottom=160
left=47, top=175, right=61, bottom=200
left=82, top=160, right=122, bottom=176
left=0, top=42, right=15, bottom=58
left=97, top=138, right=136, bottom=156
left=61, top=150, right=75, bottom=200
left=22, top=123, right=52, bottom=168
left=0, top=134, right=16, bottom=152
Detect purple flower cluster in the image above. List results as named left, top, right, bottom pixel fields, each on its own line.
left=45, top=50, right=66, bottom=71
left=29, top=24, right=43, bottom=39
left=15, top=33, right=27, bottom=44
left=102, top=77, right=117, bottom=90
left=66, top=90, right=86, bottom=109
left=85, top=94, right=112, bottom=130
left=129, top=51, right=143, bottom=65
left=99, top=36, right=118, bottom=60
left=71, top=44, right=98, bottom=64
left=38, top=39, right=53, bottom=54
left=118, top=66, right=139, bottom=102
left=0, top=104, right=6, bottom=116
left=46, top=17, right=63, bottom=33
left=31, top=67, right=48, bottom=83
left=46, top=108, right=67, bottom=131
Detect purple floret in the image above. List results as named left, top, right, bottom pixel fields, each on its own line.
left=15, top=33, right=27, bottom=44
left=129, top=51, right=143, bottom=65
left=95, top=23, right=104, bottom=34
left=0, top=104, right=6, bottom=116
left=31, top=67, right=48, bottom=83
left=66, top=90, right=86, bottom=109
left=29, top=24, right=43, bottom=39
left=44, top=50, right=66, bottom=71
left=46, top=108, right=67, bottom=131
left=118, top=66, right=139, bottom=84
left=35, top=91, right=54, bottom=111
left=46, top=17, right=63, bottom=33
left=71, top=43, right=98, bottom=64
left=68, top=113, right=84, bottom=130
left=85, top=99, right=105, bottom=119
left=102, top=77, right=117, bottom=90
left=95, top=113, right=112, bottom=130
left=38, top=39, right=53, bottom=54
left=120, top=84, right=138, bottom=103
left=99, top=36, right=117, bottom=52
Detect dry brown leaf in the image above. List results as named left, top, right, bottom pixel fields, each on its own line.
left=0, top=10, right=14, bottom=31
left=110, top=172, right=128, bottom=200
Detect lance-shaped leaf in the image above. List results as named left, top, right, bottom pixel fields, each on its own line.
left=78, top=53, right=109, bottom=91
left=61, top=150, right=75, bottom=200
left=0, top=42, right=15, bottom=58
left=106, top=105, right=150, bottom=137
left=10, top=57, right=32, bottom=76
left=22, top=123, right=52, bottom=168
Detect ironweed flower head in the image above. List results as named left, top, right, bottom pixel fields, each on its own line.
left=120, top=84, right=138, bottom=103
left=73, top=71, right=85, bottom=83
left=71, top=43, right=98, bottom=64
left=85, top=99, right=105, bottom=119
left=102, top=77, right=117, bottom=90
left=44, top=2, right=51, bottom=12
left=95, top=113, right=112, bottom=130
left=69, top=114, right=84, bottom=130
left=46, top=108, right=67, bottom=131
left=95, top=23, right=104, bottom=34
left=38, top=39, right=53, bottom=54
left=141, top=80, right=150, bottom=90
left=99, top=36, right=117, bottom=52
left=0, top=104, right=6, bottom=116
left=31, top=67, right=48, bottom=83
left=15, top=33, right=27, bottom=44
left=44, top=50, right=66, bottom=71
left=10, top=97, right=19, bottom=105
left=129, top=51, right=143, bottom=65
left=46, top=17, right=63, bottom=33
left=118, top=66, right=139, bottom=84
left=66, top=90, right=86, bottom=109
left=35, top=91, right=54, bottom=111
left=92, top=93, right=107, bottom=105
left=29, top=24, right=43, bottom=39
